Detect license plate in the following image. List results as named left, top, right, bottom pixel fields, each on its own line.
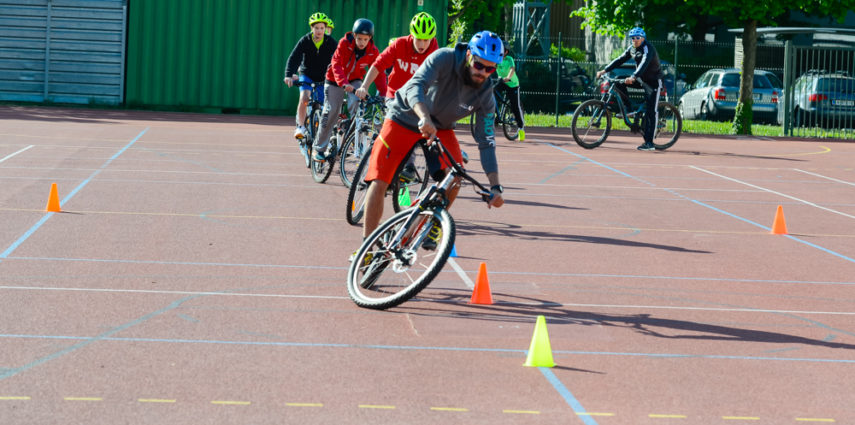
left=753, top=94, right=762, bottom=101
left=833, top=100, right=854, bottom=107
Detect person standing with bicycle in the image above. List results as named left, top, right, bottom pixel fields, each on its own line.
left=284, top=13, right=337, bottom=141
left=595, top=27, right=663, bottom=151
left=495, top=40, right=526, bottom=141
left=312, top=18, right=387, bottom=162
left=359, top=30, right=506, bottom=245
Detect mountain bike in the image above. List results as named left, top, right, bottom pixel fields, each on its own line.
left=293, top=81, right=323, bottom=168
left=571, top=77, right=682, bottom=150
left=338, top=96, right=386, bottom=188
left=469, top=86, right=519, bottom=140
left=346, top=137, right=494, bottom=310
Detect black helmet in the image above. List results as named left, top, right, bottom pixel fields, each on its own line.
left=352, top=18, right=374, bottom=38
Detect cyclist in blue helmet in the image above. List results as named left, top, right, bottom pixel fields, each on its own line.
left=355, top=29, right=505, bottom=247
left=596, top=26, right=664, bottom=151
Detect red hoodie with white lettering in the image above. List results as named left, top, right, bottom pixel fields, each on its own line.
left=371, top=34, right=439, bottom=98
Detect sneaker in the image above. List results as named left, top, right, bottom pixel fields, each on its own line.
left=637, top=142, right=655, bottom=151
left=312, top=148, right=326, bottom=162
left=349, top=250, right=374, bottom=267
left=421, top=223, right=441, bottom=251
left=294, top=126, right=307, bottom=139
left=518, top=129, right=526, bottom=142
left=399, top=164, right=418, bottom=183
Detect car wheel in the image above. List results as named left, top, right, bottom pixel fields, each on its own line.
left=699, top=103, right=710, bottom=121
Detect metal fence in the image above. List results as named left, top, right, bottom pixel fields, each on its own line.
left=501, top=34, right=855, bottom=140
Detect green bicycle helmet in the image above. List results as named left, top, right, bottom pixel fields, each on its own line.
left=326, top=18, right=334, bottom=29
left=308, top=12, right=329, bottom=27
left=409, top=12, right=437, bottom=40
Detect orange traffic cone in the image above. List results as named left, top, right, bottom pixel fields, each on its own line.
left=470, top=262, right=494, bottom=305
left=771, top=205, right=788, bottom=235
left=46, top=183, right=61, bottom=212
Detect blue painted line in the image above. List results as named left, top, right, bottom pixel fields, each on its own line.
left=0, top=214, right=54, bottom=259
left=7, top=256, right=347, bottom=270
left=540, top=160, right=585, bottom=184
left=548, top=143, right=855, bottom=264
left=3, top=333, right=855, bottom=364
left=0, top=128, right=149, bottom=263
left=0, top=294, right=197, bottom=381
left=540, top=368, right=599, bottom=425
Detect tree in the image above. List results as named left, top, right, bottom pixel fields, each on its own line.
left=572, top=0, right=854, bottom=134
left=448, top=0, right=515, bottom=45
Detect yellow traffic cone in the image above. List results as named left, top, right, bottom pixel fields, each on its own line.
left=523, top=315, right=555, bottom=367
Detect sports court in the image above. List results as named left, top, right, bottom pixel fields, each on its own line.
left=1, top=105, right=854, bottom=424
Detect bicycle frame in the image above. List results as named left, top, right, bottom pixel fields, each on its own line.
left=599, top=78, right=643, bottom=128
left=384, top=139, right=491, bottom=262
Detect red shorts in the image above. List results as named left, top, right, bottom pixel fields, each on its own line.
left=365, top=119, right=463, bottom=184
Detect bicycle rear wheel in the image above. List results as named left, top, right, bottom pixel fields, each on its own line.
left=571, top=99, right=611, bottom=149
left=347, top=207, right=455, bottom=310
left=390, top=142, right=431, bottom=213
left=650, top=102, right=682, bottom=150
left=345, top=151, right=372, bottom=225
left=501, top=105, right=519, bottom=140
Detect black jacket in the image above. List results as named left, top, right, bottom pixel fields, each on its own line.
left=605, top=40, right=663, bottom=86
left=284, top=33, right=337, bottom=82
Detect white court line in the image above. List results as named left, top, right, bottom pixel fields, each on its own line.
left=0, top=145, right=34, bottom=163
left=2, top=285, right=854, bottom=316
left=692, top=166, right=855, bottom=220
left=447, top=258, right=475, bottom=289
left=794, top=169, right=855, bottom=187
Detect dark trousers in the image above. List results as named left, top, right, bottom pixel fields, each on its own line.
left=614, top=79, right=662, bottom=144
left=495, top=82, right=525, bottom=129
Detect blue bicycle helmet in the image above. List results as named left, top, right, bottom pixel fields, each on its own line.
left=468, top=31, right=503, bottom=63
left=628, top=27, right=646, bottom=38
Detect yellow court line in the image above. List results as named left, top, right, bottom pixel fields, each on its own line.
left=0, top=396, right=30, bottom=400
left=795, top=419, right=835, bottom=423
left=649, top=414, right=687, bottom=418
left=64, top=397, right=102, bottom=401
left=358, top=404, right=395, bottom=409
left=780, top=145, right=832, bottom=156
left=138, top=398, right=177, bottom=403
left=285, top=402, right=323, bottom=407
left=723, top=416, right=760, bottom=420
left=503, top=410, right=540, bottom=414
left=211, top=400, right=251, bottom=405
left=430, top=407, right=469, bottom=412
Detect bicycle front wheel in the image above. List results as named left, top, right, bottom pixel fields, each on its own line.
left=571, top=99, right=611, bottom=149
left=390, top=142, right=431, bottom=213
left=311, top=137, right=336, bottom=183
left=501, top=105, right=519, bottom=140
left=345, top=151, right=372, bottom=225
left=347, top=207, right=456, bottom=310
left=339, top=131, right=372, bottom=188
left=651, top=102, right=682, bottom=150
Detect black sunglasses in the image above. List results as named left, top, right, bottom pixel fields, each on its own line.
left=470, top=58, right=496, bottom=74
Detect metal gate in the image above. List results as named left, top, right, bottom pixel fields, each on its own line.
left=0, top=0, right=126, bottom=105
left=782, top=43, right=855, bottom=137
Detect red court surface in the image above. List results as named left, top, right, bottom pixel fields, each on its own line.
left=1, top=105, right=854, bottom=424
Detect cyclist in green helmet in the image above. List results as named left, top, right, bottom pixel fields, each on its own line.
left=284, top=12, right=336, bottom=140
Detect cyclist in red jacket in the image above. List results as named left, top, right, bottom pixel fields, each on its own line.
left=355, top=12, right=439, bottom=103
left=312, top=19, right=388, bottom=162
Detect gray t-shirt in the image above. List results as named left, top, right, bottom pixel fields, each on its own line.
left=386, top=43, right=499, bottom=174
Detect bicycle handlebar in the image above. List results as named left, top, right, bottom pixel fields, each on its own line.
left=600, top=76, right=654, bottom=93
left=424, top=138, right=493, bottom=203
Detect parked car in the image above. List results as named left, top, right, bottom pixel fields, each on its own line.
left=785, top=70, right=855, bottom=128
left=678, top=68, right=780, bottom=123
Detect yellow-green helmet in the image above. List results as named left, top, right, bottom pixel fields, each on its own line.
left=409, top=12, right=436, bottom=40
left=326, top=18, right=334, bottom=29
left=308, top=12, right=329, bottom=27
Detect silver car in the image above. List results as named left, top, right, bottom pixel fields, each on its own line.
left=678, top=68, right=780, bottom=123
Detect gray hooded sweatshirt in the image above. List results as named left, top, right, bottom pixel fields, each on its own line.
left=387, top=43, right=499, bottom=174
